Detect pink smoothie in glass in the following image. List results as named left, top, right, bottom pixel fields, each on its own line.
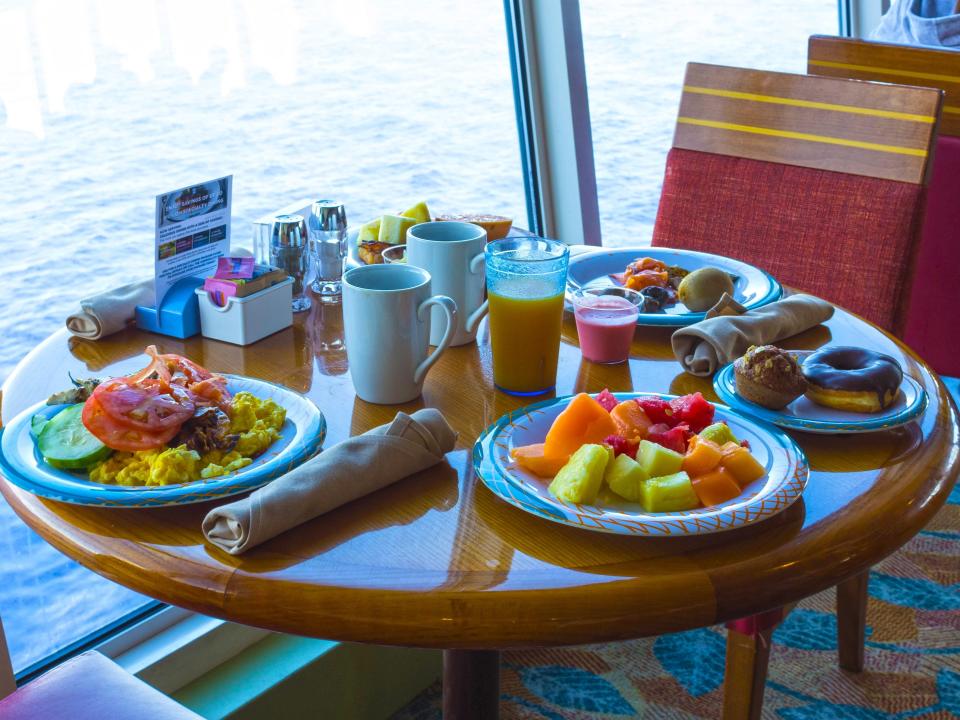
left=574, top=295, right=639, bottom=364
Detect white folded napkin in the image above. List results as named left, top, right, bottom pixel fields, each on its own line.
left=671, top=294, right=835, bottom=376
left=66, top=280, right=155, bottom=340
left=202, top=408, right=458, bottom=555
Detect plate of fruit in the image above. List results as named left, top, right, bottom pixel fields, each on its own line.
left=347, top=200, right=515, bottom=266
left=566, top=248, right=782, bottom=326
left=473, top=390, right=808, bottom=536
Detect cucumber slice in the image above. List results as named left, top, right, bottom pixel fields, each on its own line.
left=38, top=403, right=113, bottom=470
left=30, top=414, right=51, bottom=441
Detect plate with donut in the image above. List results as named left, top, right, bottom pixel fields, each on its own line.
left=713, top=345, right=927, bottom=434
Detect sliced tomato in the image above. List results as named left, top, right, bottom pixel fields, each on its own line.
left=92, top=378, right=195, bottom=432
left=82, top=396, right=179, bottom=451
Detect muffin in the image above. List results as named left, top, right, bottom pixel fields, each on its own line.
left=734, top=345, right=807, bottom=409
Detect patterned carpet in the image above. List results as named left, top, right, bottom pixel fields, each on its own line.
left=393, top=383, right=960, bottom=719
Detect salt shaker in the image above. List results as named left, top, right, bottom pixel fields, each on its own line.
left=307, top=200, right=348, bottom=302
left=271, top=214, right=311, bottom=312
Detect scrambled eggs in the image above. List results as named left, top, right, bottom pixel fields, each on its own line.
left=88, top=392, right=286, bottom=486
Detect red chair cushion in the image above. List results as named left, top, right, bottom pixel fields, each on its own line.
left=652, top=147, right=925, bottom=333
left=902, top=135, right=960, bottom=376
left=0, top=651, right=202, bottom=720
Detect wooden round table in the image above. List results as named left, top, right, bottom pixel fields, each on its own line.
left=1, top=297, right=957, bottom=719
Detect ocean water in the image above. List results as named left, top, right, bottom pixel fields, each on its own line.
left=0, top=0, right=837, bottom=671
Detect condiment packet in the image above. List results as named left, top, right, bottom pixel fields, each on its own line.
left=215, top=256, right=255, bottom=280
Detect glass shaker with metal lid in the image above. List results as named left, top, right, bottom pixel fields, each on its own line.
left=271, top=214, right=312, bottom=312
left=307, top=200, right=347, bottom=302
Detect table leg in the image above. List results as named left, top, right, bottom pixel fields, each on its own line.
left=722, top=608, right=786, bottom=720
left=443, top=649, right=500, bottom=720
left=837, top=570, right=869, bottom=672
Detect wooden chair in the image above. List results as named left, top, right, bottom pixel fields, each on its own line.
left=651, top=63, right=942, bottom=720
left=0, top=614, right=201, bottom=719
left=652, top=62, right=942, bottom=335
left=808, top=35, right=960, bottom=377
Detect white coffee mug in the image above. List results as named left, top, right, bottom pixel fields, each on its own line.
left=406, top=221, right=487, bottom=346
left=342, top=264, right=458, bottom=404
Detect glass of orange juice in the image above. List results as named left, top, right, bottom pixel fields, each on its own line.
left=485, top=237, right=569, bottom=395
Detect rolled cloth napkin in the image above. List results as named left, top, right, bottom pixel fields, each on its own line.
left=66, top=280, right=154, bottom=340
left=202, top=408, right=458, bottom=555
left=671, top=294, right=834, bottom=376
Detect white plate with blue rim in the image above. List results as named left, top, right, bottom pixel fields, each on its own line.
left=473, top=392, right=808, bottom=536
left=713, top=352, right=927, bottom=434
left=566, top=247, right=782, bottom=327
left=0, top=375, right=325, bottom=507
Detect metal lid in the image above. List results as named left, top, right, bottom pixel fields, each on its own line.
left=310, top=200, right=347, bottom=232
left=272, top=214, right=307, bottom=247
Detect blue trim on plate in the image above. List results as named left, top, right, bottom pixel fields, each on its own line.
left=0, top=375, right=325, bottom=507
left=713, top=363, right=927, bottom=434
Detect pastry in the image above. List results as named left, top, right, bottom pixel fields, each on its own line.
left=801, top=346, right=902, bottom=413
left=733, top=345, right=807, bottom=409
left=435, top=213, right=513, bottom=240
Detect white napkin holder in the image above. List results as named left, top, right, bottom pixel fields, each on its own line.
left=195, top=277, right=293, bottom=345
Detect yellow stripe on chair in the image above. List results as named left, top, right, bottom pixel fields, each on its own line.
left=677, top=117, right=929, bottom=157
left=683, top=85, right=936, bottom=123
left=808, top=58, right=960, bottom=86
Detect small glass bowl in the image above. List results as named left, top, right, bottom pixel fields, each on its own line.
left=382, top=244, right=407, bottom=264
left=571, top=287, right=642, bottom=364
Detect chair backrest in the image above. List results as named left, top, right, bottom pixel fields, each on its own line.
left=808, top=35, right=960, bottom=138
left=808, top=36, right=960, bottom=374
left=653, top=62, right=942, bottom=333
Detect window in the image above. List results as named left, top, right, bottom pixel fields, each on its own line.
left=580, top=0, right=842, bottom=245
left=0, top=0, right=524, bottom=672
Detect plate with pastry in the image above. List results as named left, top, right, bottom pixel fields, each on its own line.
left=347, top=200, right=516, bottom=267
left=565, top=248, right=782, bottom=327
left=713, top=345, right=927, bottom=434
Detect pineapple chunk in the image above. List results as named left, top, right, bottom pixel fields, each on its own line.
left=378, top=214, right=417, bottom=245
left=357, top=218, right=381, bottom=244
left=604, top=453, right=650, bottom=502
left=400, top=201, right=431, bottom=225
left=548, top=444, right=610, bottom=504
left=641, top=471, right=699, bottom=513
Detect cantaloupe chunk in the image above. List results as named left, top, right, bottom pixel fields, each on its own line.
left=719, top=443, right=766, bottom=487
left=543, top=393, right=617, bottom=458
left=610, top=400, right=652, bottom=440
left=511, top=443, right=568, bottom=478
left=682, top=435, right=723, bottom=477
left=691, top=467, right=742, bottom=507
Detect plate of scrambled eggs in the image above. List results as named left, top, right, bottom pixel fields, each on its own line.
left=0, top=375, right=325, bottom=507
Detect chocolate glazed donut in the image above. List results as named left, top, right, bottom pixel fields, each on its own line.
left=801, top=346, right=903, bottom=413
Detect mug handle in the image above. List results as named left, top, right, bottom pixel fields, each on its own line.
left=464, top=251, right=488, bottom=333
left=414, top=295, right=459, bottom=385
